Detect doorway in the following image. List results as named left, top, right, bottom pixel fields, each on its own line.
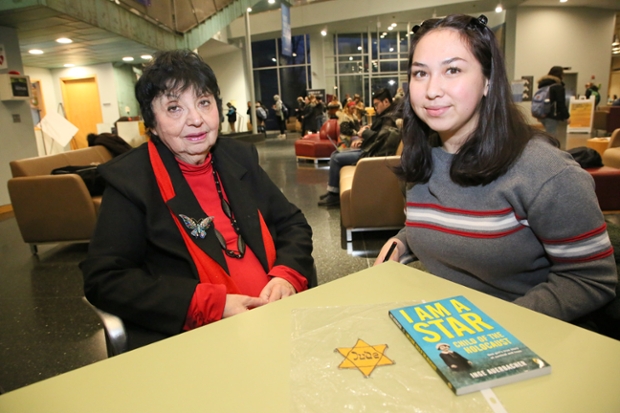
left=60, top=77, right=103, bottom=149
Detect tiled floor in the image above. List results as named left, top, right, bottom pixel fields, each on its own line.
left=0, top=133, right=397, bottom=393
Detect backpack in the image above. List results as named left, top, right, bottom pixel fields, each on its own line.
left=281, top=103, right=289, bottom=118
left=531, top=85, right=553, bottom=119
left=256, top=106, right=267, bottom=120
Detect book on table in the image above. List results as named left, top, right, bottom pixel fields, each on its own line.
left=388, top=295, right=551, bottom=395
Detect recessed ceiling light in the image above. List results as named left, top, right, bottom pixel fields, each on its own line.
left=64, top=64, right=75, bottom=67
left=321, top=30, right=327, bottom=36
left=560, top=0, right=567, bottom=3
left=56, top=38, right=72, bottom=44
left=495, top=5, right=503, bottom=12
left=247, top=7, right=252, bottom=12
left=388, top=26, right=393, bottom=31
left=268, top=0, right=275, bottom=3
left=140, top=54, right=152, bottom=60
left=29, top=49, right=44, bottom=55
left=122, top=56, right=134, bottom=62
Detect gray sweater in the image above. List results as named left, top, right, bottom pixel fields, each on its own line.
left=395, top=138, right=617, bottom=321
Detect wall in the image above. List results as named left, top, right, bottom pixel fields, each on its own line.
left=513, top=7, right=615, bottom=101
left=0, top=26, right=37, bottom=206
left=23, top=66, right=63, bottom=155
left=204, top=48, right=250, bottom=132
left=50, top=63, right=121, bottom=133
left=113, top=65, right=140, bottom=119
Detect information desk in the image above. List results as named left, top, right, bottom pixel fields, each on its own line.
left=1, top=262, right=619, bottom=412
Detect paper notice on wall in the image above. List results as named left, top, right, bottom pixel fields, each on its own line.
left=0, top=44, right=7, bottom=69
left=37, top=112, right=79, bottom=147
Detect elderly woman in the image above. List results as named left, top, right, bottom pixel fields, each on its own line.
left=81, top=50, right=315, bottom=350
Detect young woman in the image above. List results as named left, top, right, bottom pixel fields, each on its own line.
left=375, top=14, right=616, bottom=323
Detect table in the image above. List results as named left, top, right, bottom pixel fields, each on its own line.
left=1, top=262, right=619, bottom=412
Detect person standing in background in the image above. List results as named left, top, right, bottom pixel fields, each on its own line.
left=536, top=66, right=570, bottom=149
left=273, top=95, right=287, bottom=140
left=225, top=102, right=237, bottom=133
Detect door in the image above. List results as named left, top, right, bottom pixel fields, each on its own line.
left=60, top=77, right=103, bottom=149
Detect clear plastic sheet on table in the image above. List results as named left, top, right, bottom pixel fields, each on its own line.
left=290, top=302, right=494, bottom=413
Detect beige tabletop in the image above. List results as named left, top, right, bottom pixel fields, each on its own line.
left=1, top=262, right=619, bottom=412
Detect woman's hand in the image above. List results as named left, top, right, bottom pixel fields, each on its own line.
left=373, top=239, right=405, bottom=266
left=351, top=139, right=363, bottom=148
left=223, top=294, right=268, bottom=318
left=259, top=277, right=296, bottom=303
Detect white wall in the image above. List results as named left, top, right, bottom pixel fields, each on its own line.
left=50, top=63, right=121, bottom=129
left=0, top=26, right=38, bottom=206
left=204, top=48, right=250, bottom=132
left=23, top=66, right=64, bottom=155
left=513, top=7, right=615, bottom=101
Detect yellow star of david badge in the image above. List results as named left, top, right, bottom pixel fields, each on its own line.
left=335, top=338, right=394, bottom=378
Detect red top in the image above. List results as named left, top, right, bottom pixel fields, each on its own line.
left=179, top=154, right=307, bottom=329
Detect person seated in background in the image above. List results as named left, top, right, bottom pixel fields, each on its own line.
left=375, top=14, right=616, bottom=323
left=81, top=50, right=315, bottom=350
left=318, top=88, right=400, bottom=207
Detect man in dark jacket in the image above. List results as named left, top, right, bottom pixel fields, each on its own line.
left=318, top=88, right=400, bottom=207
left=536, top=66, right=570, bottom=148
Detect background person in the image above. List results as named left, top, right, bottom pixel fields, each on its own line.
left=81, top=50, right=315, bottom=350
left=225, top=102, right=237, bottom=132
left=272, top=94, right=287, bottom=140
left=536, top=66, right=570, bottom=148
left=374, top=15, right=616, bottom=323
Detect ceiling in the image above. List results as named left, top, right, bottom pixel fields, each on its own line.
left=0, top=0, right=618, bottom=70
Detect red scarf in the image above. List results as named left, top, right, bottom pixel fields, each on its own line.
left=148, top=141, right=276, bottom=293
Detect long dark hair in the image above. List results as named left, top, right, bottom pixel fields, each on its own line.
left=135, top=49, right=222, bottom=138
left=398, top=14, right=540, bottom=186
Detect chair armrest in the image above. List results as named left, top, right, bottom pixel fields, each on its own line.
left=345, top=156, right=405, bottom=228
left=8, top=174, right=98, bottom=243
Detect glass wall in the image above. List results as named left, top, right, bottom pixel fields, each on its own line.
left=325, top=26, right=411, bottom=107
left=252, top=34, right=311, bottom=130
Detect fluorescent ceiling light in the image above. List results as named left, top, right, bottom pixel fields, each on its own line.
left=56, top=38, right=72, bottom=44
left=140, top=55, right=152, bottom=60
left=29, top=49, right=44, bottom=55
left=122, top=56, right=134, bottom=62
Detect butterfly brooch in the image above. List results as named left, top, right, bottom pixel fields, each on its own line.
left=179, top=214, right=214, bottom=239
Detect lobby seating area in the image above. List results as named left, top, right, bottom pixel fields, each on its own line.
left=0, top=134, right=401, bottom=393
left=7, top=146, right=113, bottom=254
left=1, top=132, right=619, bottom=394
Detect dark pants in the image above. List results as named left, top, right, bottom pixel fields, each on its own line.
left=327, top=149, right=362, bottom=192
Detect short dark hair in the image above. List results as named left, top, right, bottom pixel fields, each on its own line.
left=135, top=50, right=222, bottom=137
left=548, top=66, right=564, bottom=79
left=372, top=88, right=392, bottom=104
left=398, top=14, right=538, bottom=186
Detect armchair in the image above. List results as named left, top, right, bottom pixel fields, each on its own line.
left=602, top=128, right=620, bottom=168
left=339, top=155, right=405, bottom=241
left=7, top=146, right=113, bottom=253
left=294, top=119, right=339, bottom=165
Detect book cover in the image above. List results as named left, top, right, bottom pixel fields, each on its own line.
left=388, top=296, right=551, bottom=395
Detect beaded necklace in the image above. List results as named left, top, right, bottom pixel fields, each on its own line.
left=211, top=158, right=246, bottom=259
